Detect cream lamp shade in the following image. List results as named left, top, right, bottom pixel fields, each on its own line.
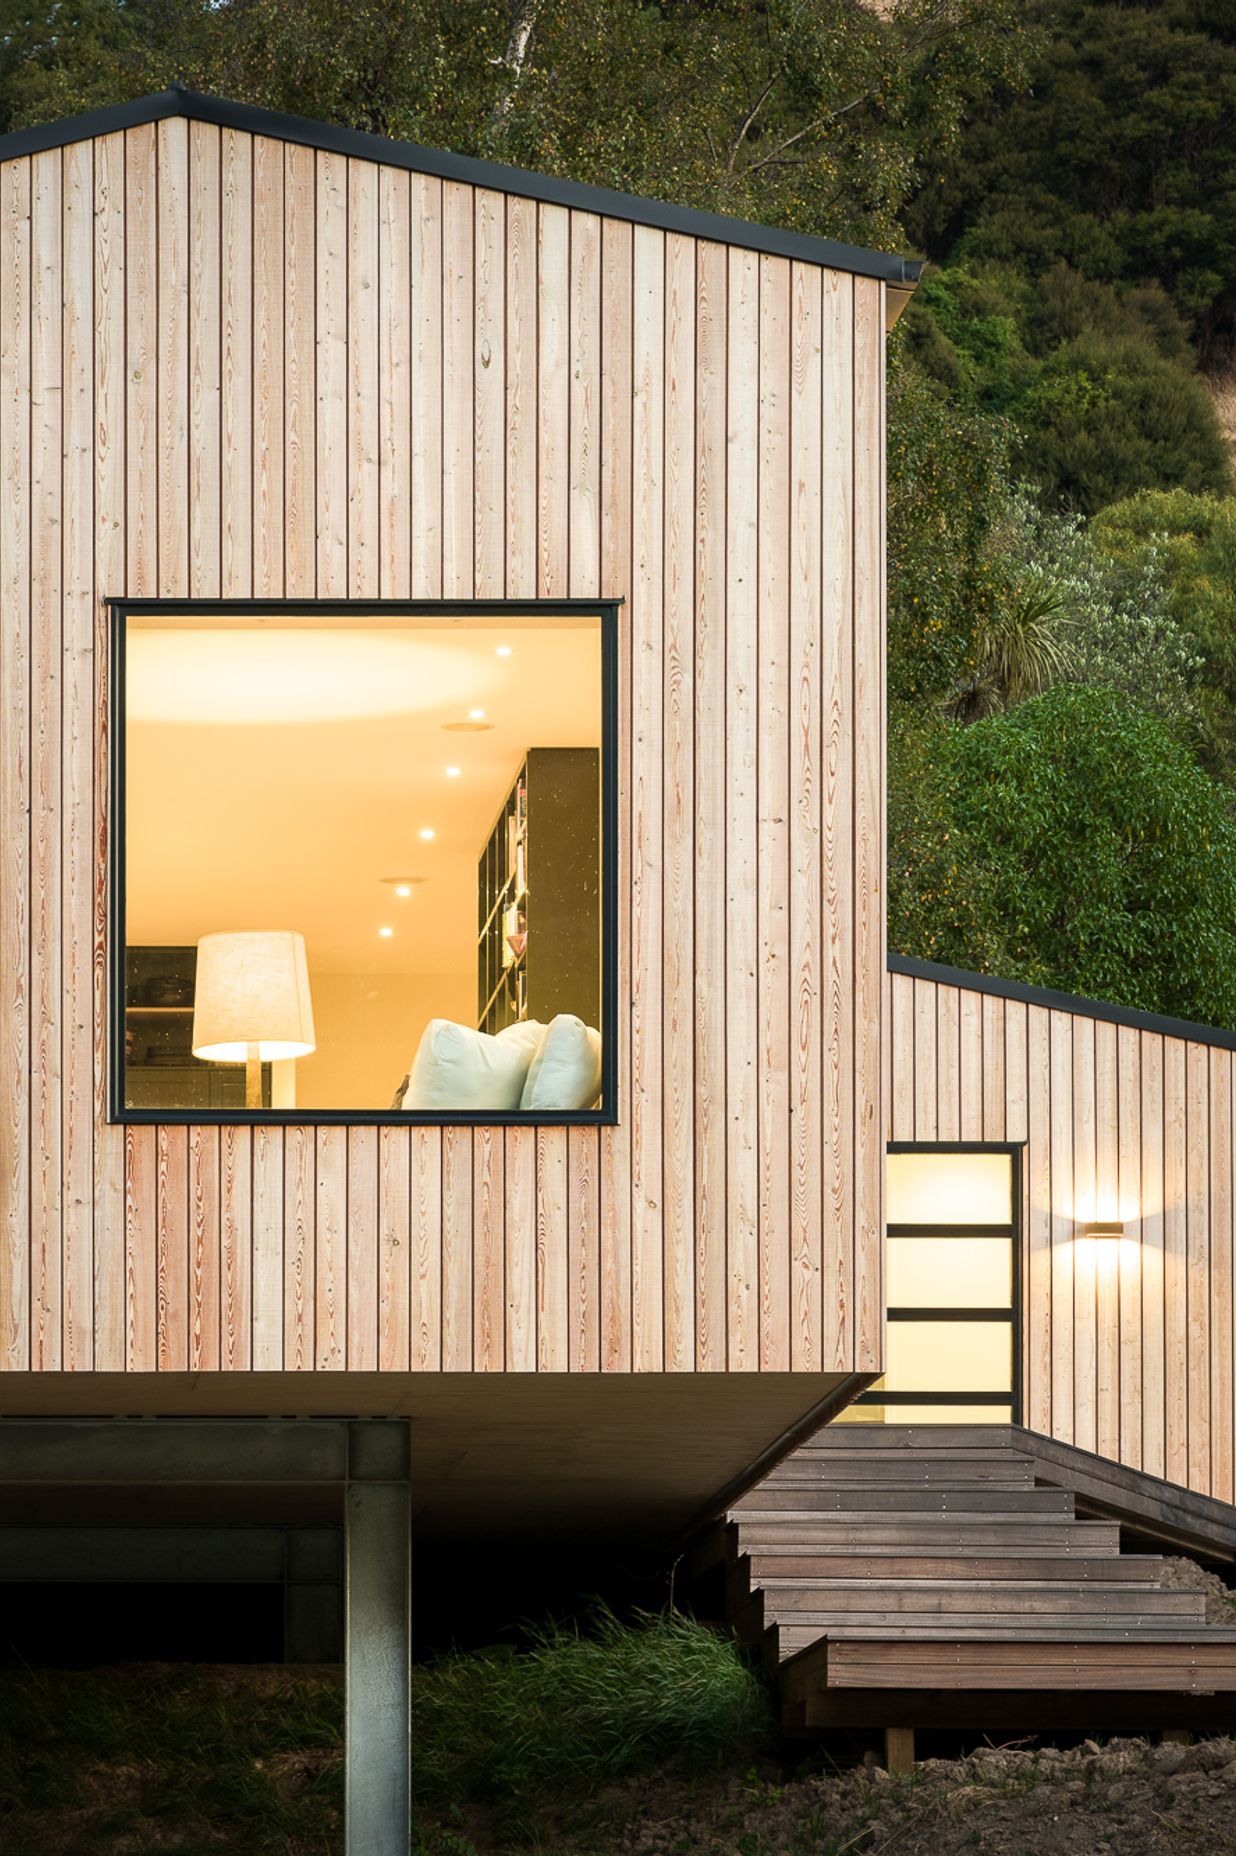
left=192, top=931, right=316, bottom=1064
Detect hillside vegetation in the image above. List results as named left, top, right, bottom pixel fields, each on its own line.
left=4, top=0, right=1236, bottom=1020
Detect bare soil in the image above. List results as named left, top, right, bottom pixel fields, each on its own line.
left=1160, top=1552, right=1236, bottom=1623
left=594, top=1736, right=1236, bottom=1856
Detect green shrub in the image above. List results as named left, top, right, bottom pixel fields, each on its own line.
left=1092, top=490, right=1236, bottom=781
left=889, top=686, right=1236, bottom=1027
left=970, top=487, right=1201, bottom=725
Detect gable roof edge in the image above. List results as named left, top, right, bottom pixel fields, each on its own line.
left=889, top=952, right=1236, bottom=1056
left=0, top=82, right=923, bottom=289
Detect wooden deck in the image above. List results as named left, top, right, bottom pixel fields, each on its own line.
left=697, top=1424, right=1236, bottom=1753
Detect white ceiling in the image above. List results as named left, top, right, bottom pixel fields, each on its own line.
left=126, top=615, right=602, bottom=975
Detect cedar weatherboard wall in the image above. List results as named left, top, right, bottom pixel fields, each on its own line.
left=888, top=965, right=1236, bottom=1503
left=0, top=108, right=887, bottom=1385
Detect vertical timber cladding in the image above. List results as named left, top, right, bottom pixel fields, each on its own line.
left=888, top=967, right=1236, bottom=1504
left=0, top=117, right=886, bottom=1379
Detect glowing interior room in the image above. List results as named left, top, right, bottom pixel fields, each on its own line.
left=116, top=603, right=611, bottom=1118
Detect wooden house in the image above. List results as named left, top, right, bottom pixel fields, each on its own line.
left=2, top=84, right=1235, bottom=1848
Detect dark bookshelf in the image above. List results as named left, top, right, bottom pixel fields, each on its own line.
left=125, top=945, right=270, bottom=1109
left=477, top=748, right=600, bottom=1036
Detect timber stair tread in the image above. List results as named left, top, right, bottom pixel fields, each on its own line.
left=708, top=1423, right=1236, bottom=1728
left=763, top=1589, right=1205, bottom=1614
left=756, top=1575, right=1181, bottom=1592
left=747, top=1542, right=1129, bottom=1559
left=731, top=1489, right=1075, bottom=1512
left=775, top=1625, right=1236, bottom=1642
left=777, top=1617, right=1206, bottom=1636
left=727, top=1521, right=1113, bottom=1551
left=727, top=1507, right=1076, bottom=1521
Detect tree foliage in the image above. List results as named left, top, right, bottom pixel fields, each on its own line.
left=907, top=261, right=1230, bottom=514
left=889, top=687, right=1236, bottom=1025
left=886, top=349, right=1014, bottom=706
left=908, top=0, right=1236, bottom=366
left=0, top=0, right=1029, bottom=253
left=1018, top=334, right=1229, bottom=514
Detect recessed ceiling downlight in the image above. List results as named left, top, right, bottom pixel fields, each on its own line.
left=442, top=719, right=493, bottom=732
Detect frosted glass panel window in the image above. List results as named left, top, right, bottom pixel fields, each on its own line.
left=887, top=1151, right=1013, bottom=1226
left=845, top=1144, right=1018, bottom=1424
left=886, top=1236, right=1011, bottom=1308
left=885, top=1321, right=1012, bottom=1393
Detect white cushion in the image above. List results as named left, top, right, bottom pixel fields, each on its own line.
left=402, top=1018, right=544, bottom=1112
left=520, top=1014, right=603, bottom=1112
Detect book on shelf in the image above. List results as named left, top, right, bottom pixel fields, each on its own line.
left=501, top=904, right=526, bottom=969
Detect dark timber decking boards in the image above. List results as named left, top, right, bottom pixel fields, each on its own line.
left=700, top=1424, right=1236, bottom=1740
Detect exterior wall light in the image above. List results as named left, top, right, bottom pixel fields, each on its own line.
left=1083, top=1219, right=1125, bottom=1240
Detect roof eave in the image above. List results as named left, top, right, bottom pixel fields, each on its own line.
left=0, top=82, right=924, bottom=293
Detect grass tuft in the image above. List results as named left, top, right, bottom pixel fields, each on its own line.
left=408, top=1606, right=771, bottom=1809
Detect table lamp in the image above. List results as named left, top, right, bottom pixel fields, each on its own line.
left=192, top=930, right=316, bottom=1108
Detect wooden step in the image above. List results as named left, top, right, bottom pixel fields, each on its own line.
left=730, top=1486, right=1074, bottom=1515
left=742, top=1521, right=1128, bottom=1551
left=762, top=1461, right=1035, bottom=1488
left=760, top=1581, right=1204, bottom=1618
left=776, top=1619, right=1226, bottom=1646
left=746, top=1551, right=1168, bottom=1582
left=730, top=1424, right=1236, bottom=1733
left=736, top=1519, right=1121, bottom=1550
left=775, top=1611, right=1206, bottom=1638
left=807, top=1634, right=1236, bottom=1692
left=801, top=1426, right=1015, bottom=1451
left=786, top=1442, right=1030, bottom=1463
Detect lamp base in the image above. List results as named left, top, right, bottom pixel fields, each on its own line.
left=245, top=1046, right=262, bottom=1109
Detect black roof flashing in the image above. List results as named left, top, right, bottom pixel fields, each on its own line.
left=0, top=82, right=922, bottom=288
left=889, top=953, right=1236, bottom=1056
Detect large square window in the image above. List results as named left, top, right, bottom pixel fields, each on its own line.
left=111, top=601, right=617, bottom=1122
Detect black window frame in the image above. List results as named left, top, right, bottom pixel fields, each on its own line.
left=108, top=596, right=621, bottom=1128
left=855, top=1140, right=1024, bottom=1420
